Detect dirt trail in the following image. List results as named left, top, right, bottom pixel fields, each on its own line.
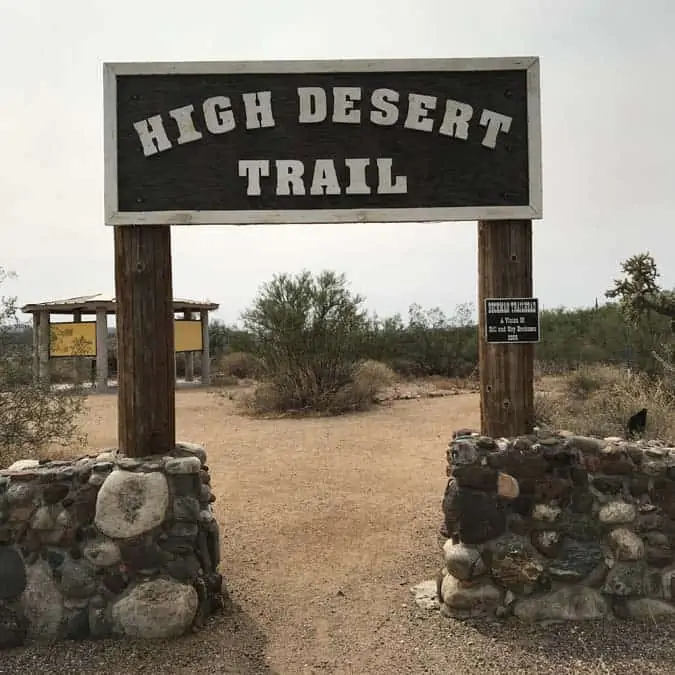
left=4, top=389, right=675, bottom=674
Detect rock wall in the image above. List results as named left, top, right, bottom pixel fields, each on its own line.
left=0, top=442, right=223, bottom=648
left=439, top=429, right=675, bottom=622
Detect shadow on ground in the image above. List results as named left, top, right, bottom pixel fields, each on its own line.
left=0, top=595, right=276, bottom=675
left=460, top=614, right=675, bottom=673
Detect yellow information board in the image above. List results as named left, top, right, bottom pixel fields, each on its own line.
left=50, top=322, right=97, bottom=358
left=174, top=319, right=203, bottom=353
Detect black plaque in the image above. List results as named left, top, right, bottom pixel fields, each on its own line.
left=484, top=297, right=540, bottom=344
left=104, top=58, right=541, bottom=225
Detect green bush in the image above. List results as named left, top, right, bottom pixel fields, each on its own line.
left=241, top=270, right=379, bottom=414
left=0, top=268, right=86, bottom=467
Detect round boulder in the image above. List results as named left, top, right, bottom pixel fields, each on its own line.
left=95, top=470, right=169, bottom=539
left=111, top=577, right=198, bottom=639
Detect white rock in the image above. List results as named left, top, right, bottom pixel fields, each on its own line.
left=95, top=470, right=169, bottom=539
left=111, top=577, right=198, bottom=639
left=599, top=501, right=636, bottom=525
left=443, top=541, right=486, bottom=581
left=440, top=574, right=501, bottom=613
left=19, top=560, right=64, bottom=639
left=83, top=539, right=122, bottom=567
left=607, top=528, right=645, bottom=561
left=410, top=580, right=440, bottom=610
left=533, top=504, right=561, bottom=522
left=164, top=457, right=202, bottom=474
left=7, top=459, right=40, bottom=471
left=626, top=598, right=675, bottom=618
left=514, top=586, right=608, bottom=622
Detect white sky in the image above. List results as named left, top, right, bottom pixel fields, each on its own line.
left=1, top=0, right=673, bottom=324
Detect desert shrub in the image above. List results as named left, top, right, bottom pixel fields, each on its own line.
left=216, top=351, right=261, bottom=380
left=241, top=270, right=382, bottom=415
left=0, top=268, right=87, bottom=467
left=535, top=364, right=675, bottom=441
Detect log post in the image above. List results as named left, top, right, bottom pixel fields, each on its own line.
left=477, top=220, right=534, bottom=438
left=184, top=310, right=195, bottom=382
left=38, top=310, right=50, bottom=385
left=31, top=312, right=40, bottom=383
left=95, top=308, right=109, bottom=392
left=200, top=309, right=210, bottom=386
left=114, top=225, right=175, bottom=456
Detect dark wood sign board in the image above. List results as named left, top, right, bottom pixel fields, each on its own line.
left=103, top=58, right=542, bottom=226
left=101, top=57, right=543, bottom=454
left=484, top=297, right=540, bottom=344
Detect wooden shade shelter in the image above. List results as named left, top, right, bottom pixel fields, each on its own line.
left=21, top=293, right=219, bottom=390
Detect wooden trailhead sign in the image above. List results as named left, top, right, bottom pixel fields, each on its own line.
left=485, top=297, right=540, bottom=344
left=104, top=58, right=541, bottom=226
left=102, top=57, right=543, bottom=455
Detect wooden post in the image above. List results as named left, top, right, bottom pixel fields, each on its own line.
left=38, top=310, right=50, bottom=385
left=183, top=310, right=195, bottom=382
left=477, top=220, right=534, bottom=438
left=95, top=309, right=109, bottom=392
left=31, top=312, right=40, bottom=383
left=200, top=309, right=210, bottom=386
left=114, top=225, right=175, bottom=457
left=72, top=310, right=82, bottom=384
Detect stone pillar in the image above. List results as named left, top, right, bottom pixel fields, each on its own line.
left=184, top=310, right=195, bottom=382
left=38, top=310, right=50, bottom=385
left=200, top=309, right=210, bottom=386
left=96, top=309, right=109, bottom=391
left=32, top=312, right=40, bottom=383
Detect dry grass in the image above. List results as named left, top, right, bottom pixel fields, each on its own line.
left=535, top=364, right=675, bottom=441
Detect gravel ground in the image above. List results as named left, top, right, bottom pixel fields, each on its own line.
left=3, top=387, right=674, bottom=674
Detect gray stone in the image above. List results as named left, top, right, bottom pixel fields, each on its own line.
left=175, top=441, right=207, bottom=465
left=599, top=501, right=637, bottom=525
left=59, top=557, right=98, bottom=599
left=173, top=497, right=200, bottom=523
left=95, top=470, right=169, bottom=538
left=88, top=472, right=107, bottom=486
left=602, top=562, right=645, bottom=596
left=532, top=504, right=561, bottom=522
left=440, top=574, right=501, bottom=615
left=116, top=458, right=142, bottom=471
left=164, top=457, right=202, bottom=475
left=531, top=530, right=563, bottom=558
left=83, top=539, right=121, bottom=567
left=6, top=459, right=39, bottom=471
left=89, top=603, right=113, bottom=639
left=111, top=577, right=198, bottom=638
left=607, top=528, right=645, bottom=561
left=487, top=535, right=546, bottom=592
left=443, top=541, right=486, bottom=581
left=661, top=567, right=675, bottom=600
left=0, top=604, right=28, bottom=648
left=625, top=598, right=675, bottom=618
left=548, top=539, right=604, bottom=581
left=0, top=546, right=26, bottom=600
left=457, top=489, right=507, bottom=545
left=514, top=586, right=609, bottom=622
left=448, top=439, right=478, bottom=465
left=31, top=505, right=57, bottom=531
left=19, top=559, right=64, bottom=639
left=165, top=554, right=201, bottom=583
left=410, top=579, right=440, bottom=610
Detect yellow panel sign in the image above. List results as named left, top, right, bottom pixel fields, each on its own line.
left=50, top=322, right=97, bottom=358
left=175, top=319, right=203, bottom=353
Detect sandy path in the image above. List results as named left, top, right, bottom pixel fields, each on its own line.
left=4, top=388, right=675, bottom=674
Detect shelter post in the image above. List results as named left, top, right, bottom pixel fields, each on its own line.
left=200, top=309, right=210, bottom=386
left=95, top=308, right=109, bottom=391
left=184, top=310, right=195, bottom=382
left=38, top=310, right=50, bottom=385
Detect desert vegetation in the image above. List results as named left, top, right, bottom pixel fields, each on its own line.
left=2, top=253, right=674, bottom=468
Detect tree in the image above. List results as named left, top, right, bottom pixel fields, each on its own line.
left=0, top=268, right=86, bottom=466
left=606, top=253, right=675, bottom=374
left=241, top=270, right=377, bottom=414
left=606, top=252, right=675, bottom=325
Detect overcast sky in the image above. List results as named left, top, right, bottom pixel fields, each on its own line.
left=1, top=0, right=673, bottom=324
